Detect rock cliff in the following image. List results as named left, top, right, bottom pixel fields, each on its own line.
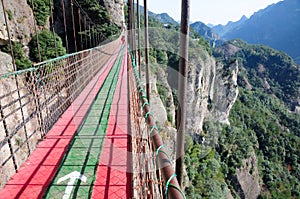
left=185, top=49, right=238, bottom=136
left=100, top=0, right=125, bottom=28
left=0, top=0, right=35, bottom=46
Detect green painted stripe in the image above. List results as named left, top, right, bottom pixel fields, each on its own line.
left=43, top=46, right=124, bottom=199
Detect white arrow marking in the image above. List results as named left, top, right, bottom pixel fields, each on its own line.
left=57, top=171, right=87, bottom=199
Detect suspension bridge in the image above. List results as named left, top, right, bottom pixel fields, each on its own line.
left=0, top=0, right=189, bottom=198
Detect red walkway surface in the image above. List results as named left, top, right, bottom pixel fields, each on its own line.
left=0, top=46, right=131, bottom=198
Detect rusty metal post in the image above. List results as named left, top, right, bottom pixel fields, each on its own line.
left=49, top=0, right=58, bottom=56
left=132, top=0, right=136, bottom=65
left=128, top=0, right=133, bottom=50
left=30, top=0, right=42, bottom=62
left=1, top=0, right=31, bottom=158
left=61, top=0, right=69, bottom=53
left=88, top=22, right=92, bottom=48
left=137, top=0, right=141, bottom=76
left=176, top=0, right=190, bottom=187
left=70, top=0, right=77, bottom=52
left=78, top=9, right=83, bottom=50
left=84, top=16, right=87, bottom=49
left=144, top=0, right=150, bottom=102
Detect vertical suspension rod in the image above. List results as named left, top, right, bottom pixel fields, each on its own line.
left=70, top=0, right=78, bottom=52
left=137, top=0, right=141, bottom=76
left=78, top=9, right=83, bottom=50
left=128, top=0, right=133, bottom=50
left=176, top=0, right=190, bottom=187
left=84, top=16, right=87, bottom=49
left=30, top=0, right=42, bottom=62
left=144, top=0, right=150, bottom=102
left=132, top=0, right=136, bottom=64
left=49, top=0, right=58, bottom=57
left=1, top=0, right=31, bottom=158
left=0, top=0, right=19, bottom=171
left=61, top=0, right=69, bottom=53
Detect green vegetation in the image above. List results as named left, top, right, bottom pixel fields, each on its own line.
left=0, top=42, right=32, bottom=70
left=27, top=0, right=51, bottom=26
left=185, top=142, right=229, bottom=199
left=184, top=87, right=300, bottom=198
left=6, top=9, right=13, bottom=20
left=128, top=9, right=300, bottom=198
left=29, top=30, right=66, bottom=62
left=156, top=82, right=173, bottom=123
left=228, top=88, right=300, bottom=198
left=227, top=39, right=300, bottom=109
left=77, top=0, right=120, bottom=40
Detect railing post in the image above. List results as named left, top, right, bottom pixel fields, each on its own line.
left=132, top=0, right=136, bottom=64
left=176, top=0, right=190, bottom=187
left=137, top=0, right=141, bottom=76
left=78, top=9, right=83, bottom=50
left=1, top=0, right=31, bottom=157
left=128, top=0, right=133, bottom=50
left=49, top=0, right=58, bottom=57
left=61, top=0, right=69, bottom=53
left=144, top=0, right=150, bottom=102
left=0, top=103, right=18, bottom=172
left=70, top=0, right=78, bottom=52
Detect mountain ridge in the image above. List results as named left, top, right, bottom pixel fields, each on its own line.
left=222, top=0, right=300, bottom=64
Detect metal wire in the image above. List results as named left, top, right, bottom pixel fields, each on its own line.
left=128, top=50, right=185, bottom=199
left=0, top=37, right=121, bottom=188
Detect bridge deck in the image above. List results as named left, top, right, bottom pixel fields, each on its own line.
left=0, top=46, right=131, bottom=199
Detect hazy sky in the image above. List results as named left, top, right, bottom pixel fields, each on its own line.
left=140, top=0, right=283, bottom=25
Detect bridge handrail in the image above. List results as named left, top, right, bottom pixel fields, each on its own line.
left=0, top=34, right=122, bottom=80
left=128, top=48, right=186, bottom=199
left=0, top=35, right=123, bottom=188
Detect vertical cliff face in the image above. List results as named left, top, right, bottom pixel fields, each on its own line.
left=0, top=0, right=35, bottom=46
left=210, top=60, right=239, bottom=124
left=100, top=0, right=125, bottom=28
left=185, top=49, right=239, bottom=136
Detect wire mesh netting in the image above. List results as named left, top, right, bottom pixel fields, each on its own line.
left=128, top=54, right=164, bottom=199
left=0, top=38, right=121, bottom=189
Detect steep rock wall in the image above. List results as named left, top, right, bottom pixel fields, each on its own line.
left=100, top=0, right=125, bottom=28
left=0, top=0, right=35, bottom=46
left=185, top=49, right=239, bottom=136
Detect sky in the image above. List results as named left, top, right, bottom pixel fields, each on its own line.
left=140, top=0, right=283, bottom=25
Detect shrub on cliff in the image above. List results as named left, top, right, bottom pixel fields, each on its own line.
left=29, top=30, right=66, bottom=63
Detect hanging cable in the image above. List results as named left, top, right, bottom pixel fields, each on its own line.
left=70, top=0, right=78, bottom=52
left=30, top=0, right=42, bottom=62
left=144, top=0, right=150, bottom=102
left=49, top=0, right=58, bottom=57
left=61, top=0, right=69, bottom=53
left=84, top=16, right=87, bottom=49
left=0, top=0, right=21, bottom=171
left=77, top=8, right=83, bottom=50
left=137, top=0, right=141, bottom=76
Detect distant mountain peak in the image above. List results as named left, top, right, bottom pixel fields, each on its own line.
left=222, top=0, right=300, bottom=63
left=148, top=11, right=178, bottom=25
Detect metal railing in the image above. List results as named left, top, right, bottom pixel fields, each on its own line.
left=0, top=37, right=121, bottom=188
left=128, top=50, right=186, bottom=199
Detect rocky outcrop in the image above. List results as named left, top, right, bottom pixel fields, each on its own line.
left=0, top=64, right=42, bottom=188
left=0, top=52, right=13, bottom=74
left=210, top=60, right=239, bottom=124
left=0, top=0, right=35, bottom=46
left=185, top=50, right=216, bottom=135
left=184, top=49, right=239, bottom=136
left=100, top=0, right=125, bottom=28
left=235, top=151, right=261, bottom=199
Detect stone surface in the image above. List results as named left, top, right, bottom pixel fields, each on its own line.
left=100, top=0, right=125, bottom=28
left=0, top=0, right=35, bottom=46
left=236, top=151, right=261, bottom=199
